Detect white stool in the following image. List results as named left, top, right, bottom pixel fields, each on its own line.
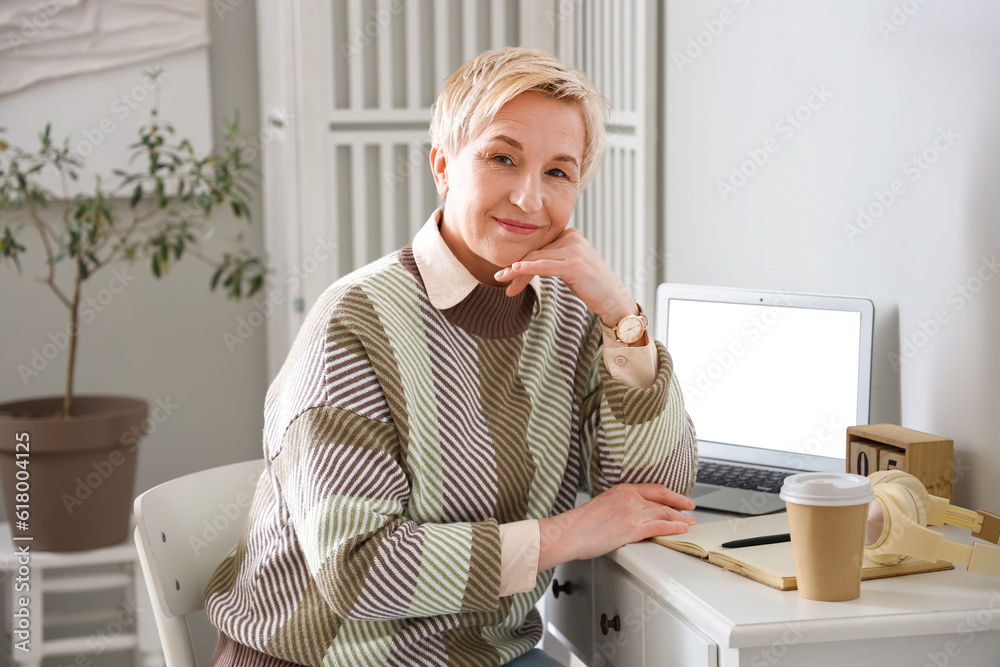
left=0, top=522, right=164, bottom=667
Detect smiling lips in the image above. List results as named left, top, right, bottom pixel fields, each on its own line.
left=495, top=217, right=540, bottom=235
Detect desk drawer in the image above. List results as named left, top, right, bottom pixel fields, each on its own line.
left=593, top=559, right=645, bottom=667
left=645, top=598, right=717, bottom=667
left=545, top=559, right=593, bottom=661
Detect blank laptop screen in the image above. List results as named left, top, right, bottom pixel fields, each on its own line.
left=663, top=297, right=865, bottom=465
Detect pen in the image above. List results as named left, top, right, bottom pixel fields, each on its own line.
left=719, top=533, right=791, bottom=549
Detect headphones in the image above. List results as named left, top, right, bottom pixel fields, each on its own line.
left=865, top=470, right=1000, bottom=576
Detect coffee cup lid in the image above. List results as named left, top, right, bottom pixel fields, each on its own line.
left=779, top=472, right=875, bottom=506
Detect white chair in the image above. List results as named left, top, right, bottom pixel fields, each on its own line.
left=133, top=459, right=266, bottom=667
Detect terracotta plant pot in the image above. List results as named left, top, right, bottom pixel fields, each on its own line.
left=0, top=395, right=147, bottom=552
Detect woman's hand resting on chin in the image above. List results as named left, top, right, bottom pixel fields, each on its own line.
left=493, top=227, right=640, bottom=328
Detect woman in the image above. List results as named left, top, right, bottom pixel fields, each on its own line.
left=205, top=47, right=697, bottom=667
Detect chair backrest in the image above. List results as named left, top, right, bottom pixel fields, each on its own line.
left=134, top=458, right=265, bottom=667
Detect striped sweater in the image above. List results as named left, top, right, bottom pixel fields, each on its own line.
left=204, top=245, right=697, bottom=667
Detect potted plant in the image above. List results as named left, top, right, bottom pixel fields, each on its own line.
left=0, top=71, right=266, bottom=551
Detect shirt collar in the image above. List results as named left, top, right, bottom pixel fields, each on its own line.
left=412, top=208, right=541, bottom=311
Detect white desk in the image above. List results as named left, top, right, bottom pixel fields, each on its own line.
left=544, top=509, right=1000, bottom=667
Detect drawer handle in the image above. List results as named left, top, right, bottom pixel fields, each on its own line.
left=552, top=578, right=574, bottom=598
left=600, top=612, right=621, bottom=635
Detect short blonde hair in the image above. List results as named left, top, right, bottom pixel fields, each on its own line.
left=430, top=47, right=609, bottom=187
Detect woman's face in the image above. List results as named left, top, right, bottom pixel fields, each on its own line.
left=431, top=91, right=585, bottom=286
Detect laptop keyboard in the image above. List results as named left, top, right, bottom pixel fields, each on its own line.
left=696, top=461, right=794, bottom=494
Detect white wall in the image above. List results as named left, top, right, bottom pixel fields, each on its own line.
left=0, top=1, right=265, bottom=664
left=664, top=0, right=1000, bottom=511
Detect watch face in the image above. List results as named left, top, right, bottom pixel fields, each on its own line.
left=617, top=315, right=645, bottom=344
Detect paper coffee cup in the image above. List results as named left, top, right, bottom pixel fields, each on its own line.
left=779, top=472, right=875, bottom=601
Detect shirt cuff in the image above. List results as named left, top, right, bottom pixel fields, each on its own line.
left=498, top=519, right=540, bottom=597
left=601, top=328, right=658, bottom=389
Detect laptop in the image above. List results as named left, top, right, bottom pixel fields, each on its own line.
left=654, top=283, right=875, bottom=515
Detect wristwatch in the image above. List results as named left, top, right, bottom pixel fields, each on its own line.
left=611, top=303, right=648, bottom=345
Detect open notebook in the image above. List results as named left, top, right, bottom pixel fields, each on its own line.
left=653, top=513, right=953, bottom=591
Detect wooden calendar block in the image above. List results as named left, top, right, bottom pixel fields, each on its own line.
left=846, top=424, right=954, bottom=500
left=849, top=440, right=892, bottom=477
left=878, top=447, right=907, bottom=471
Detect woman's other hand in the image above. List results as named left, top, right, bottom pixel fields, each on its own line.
left=493, top=227, right=640, bottom=328
left=536, top=484, right=697, bottom=572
